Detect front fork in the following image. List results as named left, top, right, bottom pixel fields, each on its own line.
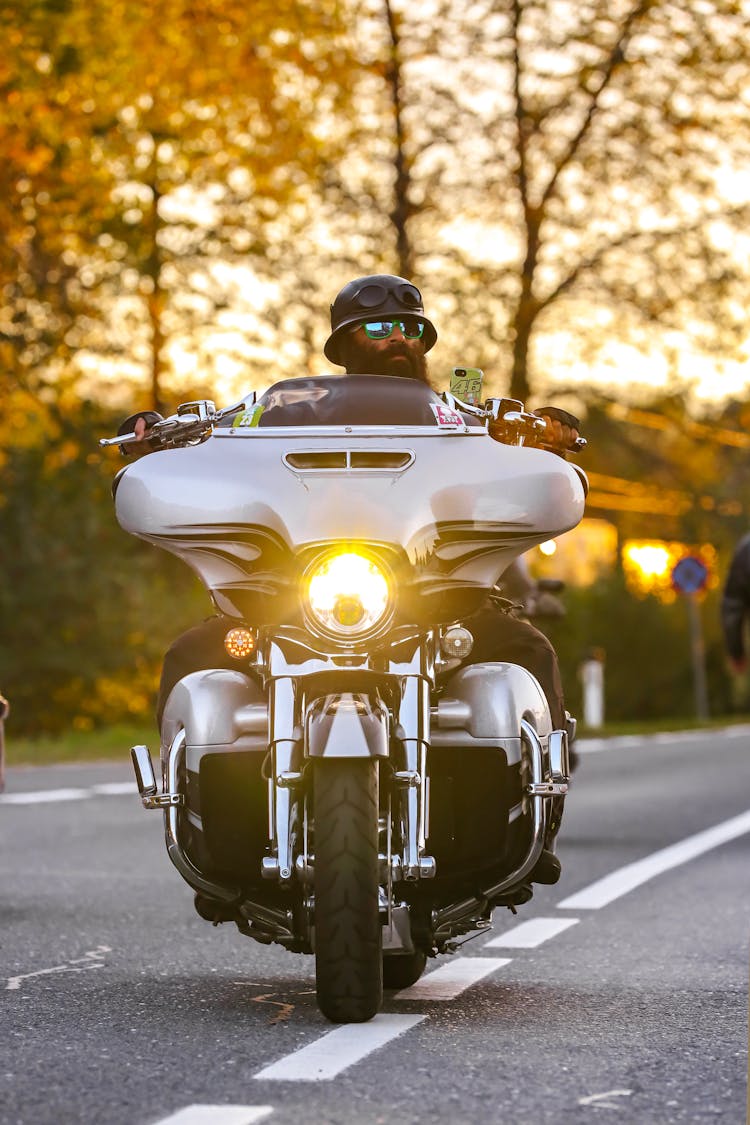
left=261, top=676, right=301, bottom=883
left=261, top=642, right=436, bottom=889
left=391, top=665, right=435, bottom=881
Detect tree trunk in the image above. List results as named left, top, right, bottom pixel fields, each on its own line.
left=384, top=0, right=413, bottom=279
left=146, top=174, right=165, bottom=414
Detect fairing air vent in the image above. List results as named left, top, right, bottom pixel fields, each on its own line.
left=283, top=450, right=414, bottom=473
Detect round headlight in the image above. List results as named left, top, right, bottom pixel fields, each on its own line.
left=304, top=551, right=392, bottom=640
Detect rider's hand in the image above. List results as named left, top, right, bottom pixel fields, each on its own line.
left=532, top=406, right=581, bottom=454
left=535, top=414, right=579, bottom=452
left=118, top=411, right=164, bottom=458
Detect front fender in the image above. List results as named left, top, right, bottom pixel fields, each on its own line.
left=305, top=692, right=390, bottom=758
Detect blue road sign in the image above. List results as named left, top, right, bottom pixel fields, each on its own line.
left=671, top=555, right=709, bottom=595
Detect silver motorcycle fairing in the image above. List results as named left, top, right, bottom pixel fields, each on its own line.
left=114, top=426, right=586, bottom=618
left=305, top=693, right=390, bottom=758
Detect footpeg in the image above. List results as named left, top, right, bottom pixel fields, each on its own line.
left=527, top=780, right=568, bottom=797
left=130, top=745, right=183, bottom=809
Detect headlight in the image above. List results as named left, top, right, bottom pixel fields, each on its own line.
left=303, top=550, right=393, bottom=641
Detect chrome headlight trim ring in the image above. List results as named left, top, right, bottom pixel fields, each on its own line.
left=300, top=547, right=396, bottom=645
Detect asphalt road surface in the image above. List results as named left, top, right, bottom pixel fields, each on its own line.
left=2, top=727, right=749, bottom=1125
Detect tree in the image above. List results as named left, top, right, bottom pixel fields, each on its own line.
left=346, top=0, right=750, bottom=403
left=0, top=385, right=210, bottom=734
left=0, top=0, right=357, bottom=409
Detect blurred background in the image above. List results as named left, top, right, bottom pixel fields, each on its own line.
left=2, top=0, right=750, bottom=741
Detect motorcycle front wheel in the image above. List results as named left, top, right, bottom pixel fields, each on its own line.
left=313, top=758, right=383, bottom=1023
left=382, top=950, right=427, bottom=990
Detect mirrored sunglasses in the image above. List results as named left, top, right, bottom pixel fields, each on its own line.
left=360, top=319, right=425, bottom=340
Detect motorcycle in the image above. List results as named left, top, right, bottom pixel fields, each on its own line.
left=101, top=374, right=587, bottom=1023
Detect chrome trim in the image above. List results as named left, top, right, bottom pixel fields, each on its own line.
left=131, top=745, right=157, bottom=799
left=483, top=718, right=547, bottom=894
left=164, top=729, right=240, bottom=904
left=300, top=548, right=396, bottom=647
left=549, top=729, right=570, bottom=783
left=215, top=424, right=482, bottom=439
left=391, top=639, right=435, bottom=881
left=268, top=677, right=299, bottom=883
left=131, top=744, right=183, bottom=808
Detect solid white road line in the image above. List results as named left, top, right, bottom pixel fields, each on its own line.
left=557, top=808, right=750, bottom=910
left=394, top=956, right=511, bottom=1001
left=0, top=782, right=135, bottom=805
left=152, top=1108, right=273, bottom=1125
left=253, top=1014, right=425, bottom=1082
left=484, top=916, right=579, bottom=949
left=0, top=787, right=91, bottom=804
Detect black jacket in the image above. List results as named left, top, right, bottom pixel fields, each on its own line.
left=720, top=533, right=750, bottom=661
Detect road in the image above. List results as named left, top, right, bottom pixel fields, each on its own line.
left=1, top=728, right=749, bottom=1125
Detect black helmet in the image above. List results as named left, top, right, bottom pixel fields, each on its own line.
left=324, top=274, right=438, bottom=365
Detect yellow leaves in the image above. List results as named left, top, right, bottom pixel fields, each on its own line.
left=43, top=439, right=81, bottom=472
left=53, top=661, right=161, bottom=728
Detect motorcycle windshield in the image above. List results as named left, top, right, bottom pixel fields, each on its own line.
left=221, top=375, right=485, bottom=429
left=115, top=375, right=586, bottom=622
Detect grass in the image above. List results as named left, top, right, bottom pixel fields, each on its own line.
left=4, top=713, right=750, bottom=768
left=578, top=713, right=750, bottom=738
left=5, top=723, right=157, bottom=768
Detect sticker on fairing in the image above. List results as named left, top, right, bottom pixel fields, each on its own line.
left=430, top=402, right=465, bottom=429
left=232, top=405, right=265, bottom=428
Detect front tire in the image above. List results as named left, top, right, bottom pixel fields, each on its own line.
left=382, top=950, right=427, bottom=990
left=313, top=758, right=383, bottom=1023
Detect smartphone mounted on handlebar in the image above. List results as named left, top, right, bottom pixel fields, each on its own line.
left=450, top=367, right=484, bottom=406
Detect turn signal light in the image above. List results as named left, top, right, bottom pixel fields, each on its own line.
left=224, top=627, right=256, bottom=659
left=440, top=626, right=474, bottom=660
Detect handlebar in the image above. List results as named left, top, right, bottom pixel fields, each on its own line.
left=443, top=392, right=586, bottom=453
left=98, top=397, right=251, bottom=452
left=100, top=392, right=585, bottom=454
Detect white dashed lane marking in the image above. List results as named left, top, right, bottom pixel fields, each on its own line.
left=151, top=1108, right=273, bottom=1125
left=394, top=956, right=511, bottom=1000
left=253, top=1014, right=425, bottom=1082
left=484, top=916, right=579, bottom=949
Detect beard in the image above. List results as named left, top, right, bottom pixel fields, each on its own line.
left=340, top=337, right=432, bottom=387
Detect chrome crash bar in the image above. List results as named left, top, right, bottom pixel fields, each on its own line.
left=432, top=719, right=566, bottom=937
left=130, top=737, right=294, bottom=940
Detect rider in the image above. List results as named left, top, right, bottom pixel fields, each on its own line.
left=721, top=532, right=750, bottom=674
left=320, top=275, right=575, bottom=731
left=121, top=274, right=581, bottom=889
